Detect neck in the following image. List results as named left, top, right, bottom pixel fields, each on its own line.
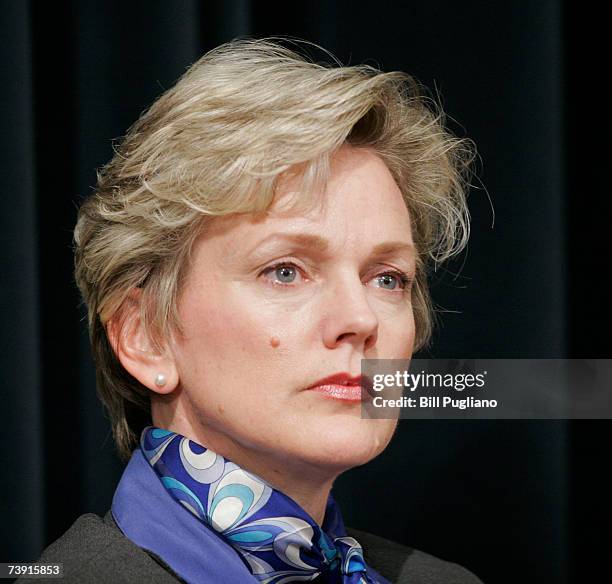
left=213, top=437, right=336, bottom=525
left=151, top=401, right=339, bottom=525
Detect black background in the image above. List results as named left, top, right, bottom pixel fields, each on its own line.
left=1, top=2, right=609, bottom=583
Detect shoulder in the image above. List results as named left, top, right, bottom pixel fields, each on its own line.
left=347, top=526, right=484, bottom=584
left=17, top=513, right=182, bottom=584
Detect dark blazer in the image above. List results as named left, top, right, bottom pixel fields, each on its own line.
left=19, top=511, right=483, bottom=583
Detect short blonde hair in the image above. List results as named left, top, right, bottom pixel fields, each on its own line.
left=74, top=38, right=473, bottom=460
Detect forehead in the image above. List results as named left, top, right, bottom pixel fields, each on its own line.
left=203, top=146, right=414, bottom=250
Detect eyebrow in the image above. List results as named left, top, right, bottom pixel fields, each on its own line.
left=251, top=233, right=416, bottom=260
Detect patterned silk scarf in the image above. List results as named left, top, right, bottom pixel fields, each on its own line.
left=141, top=427, right=390, bottom=584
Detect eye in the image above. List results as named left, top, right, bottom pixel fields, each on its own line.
left=373, top=271, right=413, bottom=292
left=261, top=262, right=303, bottom=285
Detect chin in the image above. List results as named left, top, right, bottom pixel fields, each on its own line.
left=298, top=417, right=397, bottom=472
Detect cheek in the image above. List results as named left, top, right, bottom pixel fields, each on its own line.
left=377, top=306, right=415, bottom=357
left=176, top=286, right=295, bottom=382
left=404, top=310, right=416, bottom=343
left=185, top=302, right=264, bottom=360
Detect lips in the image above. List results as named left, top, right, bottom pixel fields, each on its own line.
left=305, top=373, right=374, bottom=401
left=306, top=373, right=363, bottom=389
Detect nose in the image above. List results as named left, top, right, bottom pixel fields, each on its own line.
left=322, top=270, right=379, bottom=351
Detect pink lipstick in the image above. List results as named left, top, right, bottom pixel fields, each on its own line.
left=305, top=373, right=371, bottom=402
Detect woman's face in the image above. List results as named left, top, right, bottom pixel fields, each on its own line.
left=167, top=145, right=416, bottom=477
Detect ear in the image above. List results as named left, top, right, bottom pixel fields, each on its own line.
left=106, top=288, right=179, bottom=395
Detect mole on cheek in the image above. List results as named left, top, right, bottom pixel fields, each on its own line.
left=269, top=336, right=281, bottom=348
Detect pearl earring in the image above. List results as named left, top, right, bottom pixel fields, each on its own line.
left=154, top=373, right=167, bottom=387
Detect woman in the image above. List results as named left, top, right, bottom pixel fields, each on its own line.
left=23, top=39, right=481, bottom=583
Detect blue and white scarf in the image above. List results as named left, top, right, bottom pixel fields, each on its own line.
left=141, top=426, right=390, bottom=584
